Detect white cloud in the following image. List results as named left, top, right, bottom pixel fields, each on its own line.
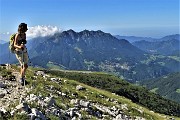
left=26, top=25, right=62, bottom=39
left=2, top=32, right=10, bottom=35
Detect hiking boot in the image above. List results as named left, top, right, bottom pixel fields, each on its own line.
left=19, top=78, right=23, bottom=85
left=19, top=77, right=26, bottom=86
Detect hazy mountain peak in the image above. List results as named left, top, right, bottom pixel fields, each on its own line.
left=66, top=29, right=76, bottom=33
left=65, top=29, right=77, bottom=39
left=79, top=30, right=107, bottom=36
left=57, top=29, right=113, bottom=41
left=0, top=40, right=7, bottom=44
left=160, top=34, right=180, bottom=41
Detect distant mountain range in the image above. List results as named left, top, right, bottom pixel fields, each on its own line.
left=116, top=34, right=179, bottom=55
left=28, top=30, right=145, bottom=68
left=115, top=34, right=180, bottom=43
left=0, top=30, right=179, bottom=82
left=115, top=35, right=156, bottom=43
left=159, top=34, right=180, bottom=41
left=0, top=40, right=7, bottom=44
left=140, top=72, right=180, bottom=103
left=132, top=39, right=179, bottom=55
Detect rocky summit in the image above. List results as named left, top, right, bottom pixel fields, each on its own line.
left=0, top=64, right=178, bottom=120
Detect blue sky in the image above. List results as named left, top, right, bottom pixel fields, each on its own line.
left=0, top=0, right=179, bottom=38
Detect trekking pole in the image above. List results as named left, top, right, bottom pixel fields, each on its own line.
left=21, top=43, right=25, bottom=87
left=26, top=48, right=32, bottom=66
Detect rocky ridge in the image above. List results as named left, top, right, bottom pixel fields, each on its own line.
left=0, top=64, right=177, bottom=119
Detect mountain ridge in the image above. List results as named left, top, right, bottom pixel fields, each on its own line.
left=0, top=64, right=180, bottom=119
left=115, top=34, right=180, bottom=43
left=140, top=72, right=180, bottom=103
left=0, top=30, right=179, bottom=82
left=29, top=29, right=146, bottom=69
left=132, top=39, right=179, bottom=55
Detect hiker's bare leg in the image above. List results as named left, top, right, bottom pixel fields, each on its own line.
left=20, top=64, right=28, bottom=78
left=24, top=64, right=28, bottom=77
left=20, top=66, right=24, bottom=78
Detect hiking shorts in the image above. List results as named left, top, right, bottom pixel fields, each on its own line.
left=15, top=51, right=29, bottom=66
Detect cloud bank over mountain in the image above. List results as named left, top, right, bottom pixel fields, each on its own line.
left=26, top=25, right=62, bottom=39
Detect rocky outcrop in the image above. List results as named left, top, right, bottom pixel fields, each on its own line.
left=0, top=69, right=146, bottom=120
left=0, top=72, right=29, bottom=109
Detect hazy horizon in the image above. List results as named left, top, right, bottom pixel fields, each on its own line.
left=0, top=26, right=179, bottom=42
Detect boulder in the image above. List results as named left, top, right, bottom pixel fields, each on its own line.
left=0, top=89, right=7, bottom=98
left=76, top=85, right=86, bottom=91
left=0, top=83, right=6, bottom=88
left=79, top=100, right=90, bottom=108
left=0, top=107, right=7, bottom=114
left=44, top=97, right=56, bottom=107
left=31, top=108, right=46, bottom=120
left=35, top=71, right=46, bottom=76
left=15, top=103, right=30, bottom=113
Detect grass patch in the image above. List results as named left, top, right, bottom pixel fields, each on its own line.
left=176, top=89, right=180, bottom=93
left=150, top=88, right=158, bottom=93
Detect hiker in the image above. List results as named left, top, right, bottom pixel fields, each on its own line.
left=14, top=23, right=28, bottom=85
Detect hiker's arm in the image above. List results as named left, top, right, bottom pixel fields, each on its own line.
left=14, top=34, right=24, bottom=49
left=24, top=33, right=26, bottom=40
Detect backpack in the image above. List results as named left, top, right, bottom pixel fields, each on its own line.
left=9, top=33, right=16, bottom=53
